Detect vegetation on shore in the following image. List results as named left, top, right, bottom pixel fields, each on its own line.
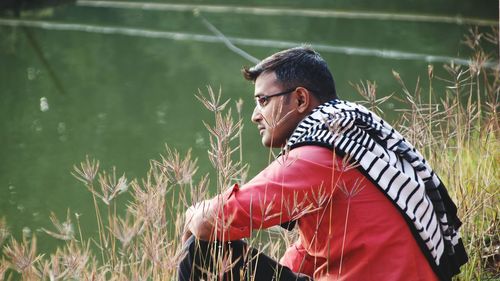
left=0, top=27, right=498, bottom=280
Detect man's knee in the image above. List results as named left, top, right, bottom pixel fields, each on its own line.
left=182, top=235, right=197, bottom=252
left=183, top=236, right=215, bottom=258
left=178, top=236, right=197, bottom=281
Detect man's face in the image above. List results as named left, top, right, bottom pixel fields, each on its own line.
left=251, top=71, right=301, bottom=148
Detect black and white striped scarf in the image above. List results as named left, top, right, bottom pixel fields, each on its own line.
left=285, top=99, right=467, bottom=281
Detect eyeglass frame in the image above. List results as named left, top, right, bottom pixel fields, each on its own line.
left=254, top=88, right=298, bottom=109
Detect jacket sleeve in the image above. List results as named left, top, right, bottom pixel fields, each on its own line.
left=211, top=146, right=343, bottom=241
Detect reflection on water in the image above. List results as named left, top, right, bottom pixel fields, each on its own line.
left=0, top=0, right=497, bottom=251
left=0, top=17, right=488, bottom=66
left=77, top=0, right=497, bottom=26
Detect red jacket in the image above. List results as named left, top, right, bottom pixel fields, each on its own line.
left=212, top=145, right=439, bottom=281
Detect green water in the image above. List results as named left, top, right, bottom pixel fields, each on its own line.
left=0, top=0, right=497, bottom=251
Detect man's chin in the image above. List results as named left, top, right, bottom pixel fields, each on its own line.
left=261, top=135, right=273, bottom=148
left=262, top=137, right=284, bottom=148
left=261, top=139, right=272, bottom=148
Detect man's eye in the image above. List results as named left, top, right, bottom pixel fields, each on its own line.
left=258, top=97, right=267, bottom=106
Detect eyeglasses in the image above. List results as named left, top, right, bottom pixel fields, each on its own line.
left=254, top=88, right=296, bottom=109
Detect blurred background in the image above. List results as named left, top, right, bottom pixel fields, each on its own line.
left=0, top=0, right=497, bottom=252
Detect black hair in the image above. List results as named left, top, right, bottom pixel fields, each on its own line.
left=242, top=46, right=337, bottom=102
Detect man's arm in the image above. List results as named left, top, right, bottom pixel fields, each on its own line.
left=182, top=146, right=341, bottom=244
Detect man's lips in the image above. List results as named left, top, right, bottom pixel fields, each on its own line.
left=257, top=126, right=265, bottom=134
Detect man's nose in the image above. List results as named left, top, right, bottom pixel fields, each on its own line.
left=251, top=106, right=262, bottom=124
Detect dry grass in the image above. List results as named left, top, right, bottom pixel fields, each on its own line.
left=0, top=28, right=499, bottom=280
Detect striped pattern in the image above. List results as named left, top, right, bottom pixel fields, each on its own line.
left=285, top=99, right=463, bottom=270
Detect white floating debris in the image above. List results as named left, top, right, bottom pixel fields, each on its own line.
left=58, top=122, right=68, bottom=142
left=27, top=67, right=37, bottom=80
left=22, top=227, right=31, bottom=238
left=57, top=122, right=66, bottom=134
left=32, top=119, right=43, bottom=132
left=156, top=109, right=166, bottom=124
left=40, top=97, right=49, bottom=112
left=195, top=132, right=205, bottom=148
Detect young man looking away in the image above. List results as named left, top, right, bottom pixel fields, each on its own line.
left=179, top=46, right=467, bottom=281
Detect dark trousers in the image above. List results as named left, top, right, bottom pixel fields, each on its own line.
left=178, top=236, right=312, bottom=281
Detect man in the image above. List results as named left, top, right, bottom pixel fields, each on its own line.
left=179, top=47, right=467, bottom=281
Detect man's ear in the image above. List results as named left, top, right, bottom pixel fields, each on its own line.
left=295, top=87, right=312, bottom=113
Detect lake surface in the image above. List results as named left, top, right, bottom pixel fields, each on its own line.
left=0, top=0, right=497, bottom=251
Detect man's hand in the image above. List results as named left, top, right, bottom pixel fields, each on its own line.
left=182, top=200, right=216, bottom=243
